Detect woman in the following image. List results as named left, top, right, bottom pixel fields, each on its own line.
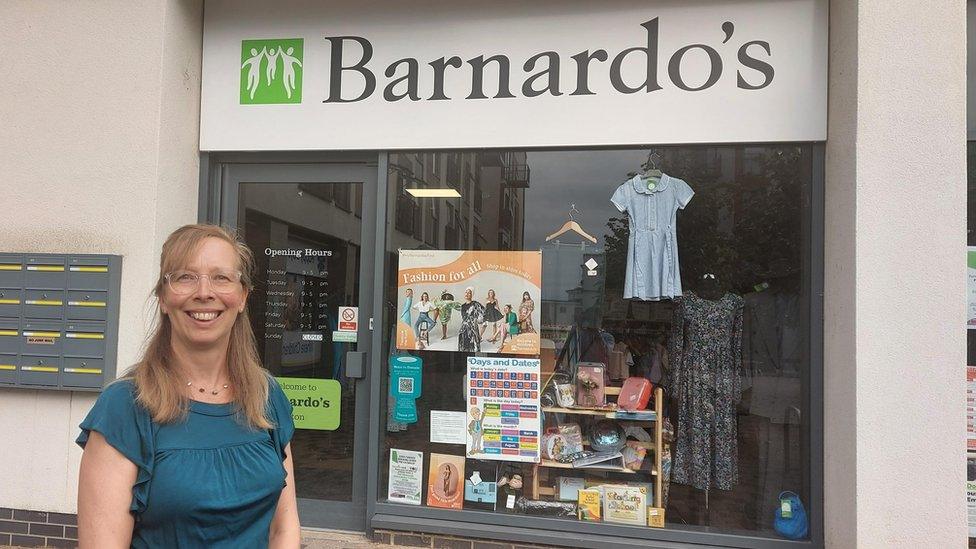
left=399, top=287, right=413, bottom=326
left=76, top=224, right=300, bottom=548
left=518, top=291, right=536, bottom=334
left=412, top=291, right=437, bottom=348
left=457, top=287, right=485, bottom=352
left=480, top=289, right=504, bottom=342
left=500, top=304, right=519, bottom=347
left=433, top=291, right=460, bottom=340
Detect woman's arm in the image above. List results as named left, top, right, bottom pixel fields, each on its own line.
left=269, top=443, right=301, bottom=548
left=77, top=431, right=136, bottom=549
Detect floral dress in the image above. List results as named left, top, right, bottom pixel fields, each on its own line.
left=668, top=292, right=744, bottom=491
left=458, top=301, right=485, bottom=352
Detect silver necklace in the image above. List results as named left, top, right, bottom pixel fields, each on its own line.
left=186, top=379, right=230, bottom=395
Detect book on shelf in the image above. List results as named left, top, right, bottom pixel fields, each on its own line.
left=603, top=485, right=647, bottom=526
left=577, top=488, right=602, bottom=521
left=612, top=410, right=657, bottom=421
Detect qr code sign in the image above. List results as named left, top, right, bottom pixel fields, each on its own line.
left=398, top=377, right=414, bottom=393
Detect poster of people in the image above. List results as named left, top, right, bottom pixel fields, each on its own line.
left=396, top=250, right=541, bottom=355
left=465, top=357, right=541, bottom=464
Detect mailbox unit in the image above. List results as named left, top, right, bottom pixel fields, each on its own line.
left=0, top=253, right=121, bottom=392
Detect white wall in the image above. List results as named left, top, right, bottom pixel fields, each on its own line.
left=0, top=0, right=202, bottom=513
left=825, top=1, right=967, bottom=547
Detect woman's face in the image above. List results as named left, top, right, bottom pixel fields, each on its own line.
left=464, top=289, right=473, bottom=301
left=487, top=289, right=495, bottom=300
left=421, top=292, right=429, bottom=301
left=160, top=238, right=247, bottom=352
left=406, top=288, right=413, bottom=297
left=522, top=292, right=530, bottom=301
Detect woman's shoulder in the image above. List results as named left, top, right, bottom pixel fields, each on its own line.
left=96, top=378, right=140, bottom=408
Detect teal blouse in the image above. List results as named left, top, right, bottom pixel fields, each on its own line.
left=76, top=377, right=295, bottom=548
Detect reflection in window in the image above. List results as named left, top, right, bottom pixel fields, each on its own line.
left=381, top=146, right=813, bottom=539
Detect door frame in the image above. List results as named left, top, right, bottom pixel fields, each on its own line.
left=201, top=151, right=386, bottom=532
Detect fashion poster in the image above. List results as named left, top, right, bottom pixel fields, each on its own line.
left=427, top=453, right=465, bottom=509
left=396, top=250, right=541, bottom=355
left=466, top=357, right=541, bottom=463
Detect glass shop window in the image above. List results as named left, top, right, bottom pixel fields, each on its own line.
left=380, top=146, right=815, bottom=540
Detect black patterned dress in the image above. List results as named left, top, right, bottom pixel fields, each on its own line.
left=668, top=292, right=744, bottom=491
left=458, top=301, right=485, bottom=352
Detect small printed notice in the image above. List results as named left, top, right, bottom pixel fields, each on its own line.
left=969, top=367, right=976, bottom=452
left=338, top=306, right=358, bottom=332
left=465, top=356, right=541, bottom=463
left=969, top=456, right=976, bottom=537
left=430, top=410, right=467, bottom=445
left=969, top=247, right=976, bottom=329
left=388, top=448, right=423, bottom=506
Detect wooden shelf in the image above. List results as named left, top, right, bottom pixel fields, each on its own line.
left=542, top=406, right=657, bottom=421
left=538, top=459, right=656, bottom=475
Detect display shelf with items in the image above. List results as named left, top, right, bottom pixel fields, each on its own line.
left=529, top=383, right=665, bottom=525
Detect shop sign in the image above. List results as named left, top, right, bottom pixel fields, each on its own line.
left=276, top=376, right=341, bottom=430
left=201, top=0, right=827, bottom=150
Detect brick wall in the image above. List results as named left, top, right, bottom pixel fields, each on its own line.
left=370, top=530, right=559, bottom=549
left=0, top=508, right=77, bottom=548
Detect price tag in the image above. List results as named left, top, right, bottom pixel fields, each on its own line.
left=506, top=494, right=515, bottom=509
left=780, top=498, right=793, bottom=518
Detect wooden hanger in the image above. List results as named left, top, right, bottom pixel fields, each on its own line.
left=546, top=204, right=597, bottom=244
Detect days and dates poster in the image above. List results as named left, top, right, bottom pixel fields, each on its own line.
left=465, top=357, right=541, bottom=463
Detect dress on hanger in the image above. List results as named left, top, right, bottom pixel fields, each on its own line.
left=668, top=292, right=744, bottom=491
left=610, top=173, right=694, bottom=301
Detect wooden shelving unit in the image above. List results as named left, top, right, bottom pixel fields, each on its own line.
left=529, top=386, right=665, bottom=509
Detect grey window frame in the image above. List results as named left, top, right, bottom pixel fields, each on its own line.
left=199, top=144, right=825, bottom=549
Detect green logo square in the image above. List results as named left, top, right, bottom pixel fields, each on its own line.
left=240, top=38, right=303, bottom=104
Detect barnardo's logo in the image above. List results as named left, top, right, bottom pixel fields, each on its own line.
left=240, top=38, right=303, bottom=104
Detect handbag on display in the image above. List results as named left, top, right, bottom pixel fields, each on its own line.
left=773, top=491, right=808, bottom=540
left=617, top=377, right=652, bottom=411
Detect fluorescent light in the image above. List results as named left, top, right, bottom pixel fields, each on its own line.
left=406, top=188, right=461, bottom=198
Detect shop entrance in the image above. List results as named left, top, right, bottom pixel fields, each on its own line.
left=218, top=160, right=378, bottom=531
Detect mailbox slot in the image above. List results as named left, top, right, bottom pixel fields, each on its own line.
left=19, top=355, right=60, bottom=386
left=66, top=290, right=107, bottom=321
left=0, top=353, right=16, bottom=385
left=25, top=255, right=67, bottom=289
left=21, top=320, right=63, bottom=355
left=61, top=356, right=104, bottom=389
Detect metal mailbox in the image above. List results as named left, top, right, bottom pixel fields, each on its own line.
left=0, top=254, right=24, bottom=288
left=19, top=355, right=60, bottom=386
left=0, top=253, right=121, bottom=392
left=68, top=256, right=111, bottom=291
left=61, top=357, right=104, bottom=389
left=0, top=353, right=16, bottom=385
left=25, top=255, right=67, bottom=289
left=64, top=321, right=106, bottom=358
left=66, top=290, right=108, bottom=321
left=24, top=289, right=65, bottom=319
left=0, top=319, right=19, bottom=354
left=21, top=320, right=63, bottom=356
left=0, top=288, right=23, bottom=318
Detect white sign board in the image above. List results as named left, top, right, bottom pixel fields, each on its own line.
left=201, top=0, right=827, bottom=150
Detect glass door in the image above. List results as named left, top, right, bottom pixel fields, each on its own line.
left=220, top=162, right=377, bottom=531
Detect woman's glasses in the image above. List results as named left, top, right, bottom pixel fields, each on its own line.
left=164, top=270, right=243, bottom=295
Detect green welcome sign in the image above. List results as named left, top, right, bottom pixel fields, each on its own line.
left=276, top=377, right=340, bottom=430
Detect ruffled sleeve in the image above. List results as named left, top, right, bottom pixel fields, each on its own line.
left=75, top=380, right=155, bottom=515
left=266, top=377, right=295, bottom=462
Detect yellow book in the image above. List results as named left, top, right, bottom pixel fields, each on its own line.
left=577, top=489, right=602, bottom=521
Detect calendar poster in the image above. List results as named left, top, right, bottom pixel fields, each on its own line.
left=465, top=356, right=541, bottom=463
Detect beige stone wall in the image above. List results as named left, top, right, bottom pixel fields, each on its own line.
left=0, top=0, right=203, bottom=513
left=826, top=1, right=968, bottom=546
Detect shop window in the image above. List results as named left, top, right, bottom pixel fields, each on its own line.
left=382, top=146, right=816, bottom=542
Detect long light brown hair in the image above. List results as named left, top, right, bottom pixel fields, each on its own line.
left=126, top=224, right=271, bottom=429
